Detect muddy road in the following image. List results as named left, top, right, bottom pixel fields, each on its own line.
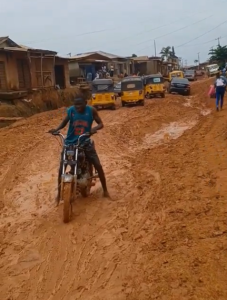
left=0, top=79, right=227, bottom=300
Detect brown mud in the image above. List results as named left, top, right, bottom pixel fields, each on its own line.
left=0, top=78, right=227, bottom=300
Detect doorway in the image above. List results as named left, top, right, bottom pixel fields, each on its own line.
left=54, top=65, right=65, bottom=89
left=17, top=59, right=31, bottom=89
left=0, top=61, right=7, bottom=90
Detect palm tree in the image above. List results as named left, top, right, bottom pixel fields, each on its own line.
left=209, top=45, right=227, bottom=65
left=131, top=54, right=137, bottom=57
left=160, top=46, right=171, bottom=60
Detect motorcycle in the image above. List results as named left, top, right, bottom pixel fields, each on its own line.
left=49, top=131, right=99, bottom=223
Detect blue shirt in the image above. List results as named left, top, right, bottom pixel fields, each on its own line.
left=65, top=105, right=93, bottom=144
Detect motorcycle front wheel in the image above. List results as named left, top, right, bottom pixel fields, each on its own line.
left=62, top=182, right=73, bottom=223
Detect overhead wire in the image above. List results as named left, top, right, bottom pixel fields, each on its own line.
left=176, top=20, right=227, bottom=47
left=24, top=4, right=217, bottom=46
left=128, top=15, right=212, bottom=53
left=24, top=8, right=204, bottom=45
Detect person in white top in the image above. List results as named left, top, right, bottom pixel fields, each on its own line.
left=214, top=73, right=226, bottom=111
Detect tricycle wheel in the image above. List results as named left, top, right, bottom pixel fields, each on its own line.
left=111, top=105, right=116, bottom=110
left=140, top=100, right=145, bottom=106
left=122, top=101, right=125, bottom=107
left=161, top=93, right=165, bottom=98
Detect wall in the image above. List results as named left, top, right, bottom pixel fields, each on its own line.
left=0, top=51, right=29, bottom=90
left=0, top=52, right=71, bottom=91
left=0, top=86, right=91, bottom=122
left=30, top=56, right=55, bottom=88
left=69, top=61, right=80, bottom=77
left=147, top=60, right=162, bottom=74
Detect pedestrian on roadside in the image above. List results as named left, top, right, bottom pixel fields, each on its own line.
left=214, top=73, right=226, bottom=111
left=110, top=65, right=114, bottom=77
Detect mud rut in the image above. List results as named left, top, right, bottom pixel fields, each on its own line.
left=0, top=79, right=227, bottom=299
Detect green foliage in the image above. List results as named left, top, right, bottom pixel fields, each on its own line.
left=209, top=45, right=227, bottom=65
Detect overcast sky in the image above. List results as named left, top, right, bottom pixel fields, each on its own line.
left=1, top=0, right=227, bottom=65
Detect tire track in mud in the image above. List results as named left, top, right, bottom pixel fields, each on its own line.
left=0, top=80, right=219, bottom=299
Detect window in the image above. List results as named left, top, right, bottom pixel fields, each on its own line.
left=127, top=83, right=135, bottom=88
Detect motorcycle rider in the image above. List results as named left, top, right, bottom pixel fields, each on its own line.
left=49, top=97, right=110, bottom=200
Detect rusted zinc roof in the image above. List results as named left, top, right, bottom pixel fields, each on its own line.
left=0, top=36, right=8, bottom=44
left=0, top=36, right=21, bottom=48
left=131, top=56, right=149, bottom=61
left=20, top=44, right=57, bottom=55
left=0, top=36, right=57, bottom=55
left=70, top=51, right=128, bottom=62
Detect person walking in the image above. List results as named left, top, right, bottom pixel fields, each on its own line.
left=214, top=73, right=226, bottom=111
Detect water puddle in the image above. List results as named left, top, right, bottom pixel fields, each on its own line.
left=142, top=120, right=198, bottom=148
left=200, top=108, right=211, bottom=116
left=183, top=97, right=211, bottom=116
left=183, top=97, right=194, bottom=108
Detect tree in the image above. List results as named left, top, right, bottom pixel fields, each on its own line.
left=131, top=54, right=137, bottom=57
left=194, top=59, right=198, bottom=64
left=160, top=46, right=171, bottom=60
left=209, top=45, right=227, bottom=65
left=171, top=46, right=175, bottom=57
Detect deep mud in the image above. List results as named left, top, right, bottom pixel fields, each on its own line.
left=0, top=78, right=227, bottom=299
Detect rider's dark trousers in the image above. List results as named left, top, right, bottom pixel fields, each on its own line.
left=58, top=141, right=106, bottom=191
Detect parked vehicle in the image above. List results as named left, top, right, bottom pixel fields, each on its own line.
left=121, top=76, right=144, bottom=106
left=206, top=64, right=219, bottom=77
left=195, top=69, right=204, bottom=76
left=143, top=74, right=165, bottom=98
left=184, top=70, right=197, bottom=81
left=165, top=70, right=184, bottom=82
left=49, top=131, right=98, bottom=223
left=90, top=78, right=116, bottom=110
left=114, top=81, right=121, bottom=98
left=169, top=77, right=190, bottom=95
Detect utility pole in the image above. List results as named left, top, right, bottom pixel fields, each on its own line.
left=215, top=37, right=221, bottom=46
left=197, top=52, right=200, bottom=69
left=154, top=40, right=156, bottom=56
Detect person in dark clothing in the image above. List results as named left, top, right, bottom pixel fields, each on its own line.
left=214, top=73, right=226, bottom=111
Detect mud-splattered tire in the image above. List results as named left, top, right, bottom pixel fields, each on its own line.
left=62, top=183, right=72, bottom=223
left=81, top=164, right=93, bottom=197
left=161, top=93, right=165, bottom=98
left=140, top=100, right=145, bottom=106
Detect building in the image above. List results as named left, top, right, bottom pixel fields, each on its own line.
left=0, top=36, right=70, bottom=93
left=132, top=56, right=164, bottom=75
left=69, top=51, right=132, bottom=82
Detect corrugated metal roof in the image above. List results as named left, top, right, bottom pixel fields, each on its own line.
left=132, top=56, right=149, bottom=61
left=71, top=52, right=95, bottom=59
left=96, top=51, right=125, bottom=59
left=20, top=44, right=57, bottom=54
left=0, top=36, right=9, bottom=44
left=20, top=44, right=34, bottom=50
left=2, top=47, right=27, bottom=52
left=71, top=51, right=127, bottom=60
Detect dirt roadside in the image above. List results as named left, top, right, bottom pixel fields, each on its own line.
left=0, top=79, right=227, bottom=300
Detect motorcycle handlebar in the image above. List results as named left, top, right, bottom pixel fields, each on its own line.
left=48, top=131, right=96, bottom=143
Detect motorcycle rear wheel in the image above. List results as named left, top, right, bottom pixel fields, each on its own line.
left=81, top=163, right=93, bottom=197
left=62, top=182, right=72, bottom=223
